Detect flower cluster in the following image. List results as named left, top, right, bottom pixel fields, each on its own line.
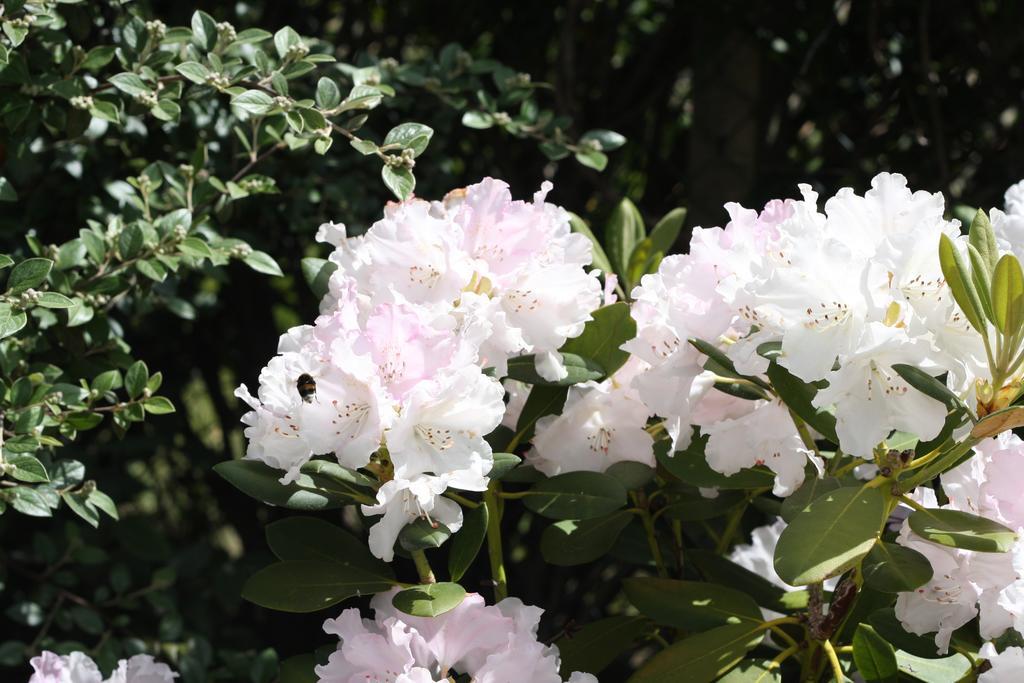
left=29, top=651, right=177, bottom=683
left=624, top=173, right=984, bottom=495
left=315, top=589, right=595, bottom=683
left=236, top=178, right=601, bottom=560
left=896, top=431, right=1024, bottom=653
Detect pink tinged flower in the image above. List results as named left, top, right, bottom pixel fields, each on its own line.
left=602, top=273, right=619, bottom=306
left=29, top=651, right=102, bottom=683
left=361, top=477, right=463, bottom=562
left=500, top=379, right=530, bottom=430
left=316, top=608, right=431, bottom=683
left=385, top=366, right=504, bottom=487
left=701, top=400, right=817, bottom=497
left=529, top=372, right=654, bottom=477
left=104, top=655, right=179, bottom=683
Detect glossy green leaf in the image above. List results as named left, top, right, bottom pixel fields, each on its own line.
left=488, top=453, right=523, bottom=480
left=780, top=476, right=844, bottom=522
left=523, top=471, right=627, bottom=520
left=540, top=510, right=632, bottom=566
left=891, top=364, right=967, bottom=412
left=969, top=209, right=999, bottom=274
left=992, top=253, right=1024, bottom=336
left=862, top=542, right=933, bottom=593
left=774, top=486, right=887, bottom=585
left=568, top=212, right=615, bottom=276
left=392, top=582, right=465, bottom=617
left=244, top=250, right=284, bottom=277
left=7, top=455, right=49, bottom=483
left=657, top=438, right=776, bottom=490
left=629, top=622, right=764, bottom=683
left=398, top=517, right=451, bottom=551
left=561, top=302, right=636, bottom=378
left=383, top=122, right=433, bottom=157
left=765, top=361, right=838, bottom=443
left=242, top=560, right=395, bottom=613
left=606, top=198, right=645, bottom=283
left=938, top=232, right=985, bottom=333
left=381, top=165, right=415, bottom=200
left=266, top=517, right=392, bottom=577
left=214, top=460, right=366, bottom=510
left=7, top=258, right=53, bottom=293
left=623, top=578, right=762, bottom=631
left=448, top=504, right=488, bottom=581
left=895, top=651, right=971, bottom=683
left=505, top=353, right=604, bottom=386
left=556, top=616, right=650, bottom=677
left=315, top=77, right=341, bottom=109
left=908, top=508, right=1016, bottom=552
left=300, top=257, right=338, bottom=300
left=853, top=624, right=898, bottom=682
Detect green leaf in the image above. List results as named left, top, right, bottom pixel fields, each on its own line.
left=214, top=460, right=360, bottom=510
left=648, top=207, right=686, bottom=257
left=9, top=487, right=53, bottom=517
left=242, top=560, right=395, bottom=613
left=383, top=122, right=434, bottom=158
left=398, top=517, right=452, bottom=551
left=301, top=258, right=338, bottom=300
left=266, top=517, right=392, bottom=576
left=717, top=660, right=783, bottom=683
left=233, top=28, right=274, bottom=44
left=0, top=177, right=17, bottom=202
left=862, top=542, right=933, bottom=594
left=540, top=510, right=632, bottom=566
left=381, top=165, right=415, bottom=200
left=575, top=149, right=608, bottom=171
left=7, top=455, right=49, bottom=483
left=992, top=253, right=1024, bottom=336
left=63, top=492, right=99, bottom=527
left=560, top=302, right=636, bottom=378
left=556, top=616, right=650, bottom=677
left=523, top=471, right=627, bottom=520
left=853, top=624, right=898, bottom=682
left=660, top=489, right=746, bottom=521
left=118, top=223, right=144, bottom=259
left=891, top=364, right=967, bottom=413
left=244, top=250, right=284, bottom=277
left=938, top=233, right=985, bottom=333
left=7, top=258, right=53, bottom=292
left=81, top=45, right=117, bottom=70
left=142, top=397, right=175, bottom=415
left=968, top=244, right=995, bottom=323
left=969, top=209, right=999, bottom=275
left=657, top=438, right=776, bottom=490
left=568, top=212, right=615, bottom=276
left=623, top=578, right=762, bottom=631
left=448, top=504, right=489, bottom=581
left=231, top=90, right=275, bottom=116
left=765, top=361, right=838, bottom=443
left=780, top=476, right=844, bottom=522
left=87, top=490, right=118, bottom=519
left=392, top=582, right=466, bottom=617
left=461, top=111, right=494, bottom=129
left=488, top=452, right=523, bottom=480
left=315, top=77, right=341, bottom=109
left=175, top=61, right=211, bottom=84
left=191, top=10, right=218, bottom=51
left=606, top=198, right=645, bottom=283
left=0, top=310, right=27, bottom=339
left=629, top=622, right=764, bottom=683
left=350, top=138, right=378, bottom=155
left=908, top=508, right=1016, bottom=552
left=274, top=26, right=302, bottom=59
left=580, top=129, right=627, bottom=151
left=895, top=651, right=971, bottom=683
left=88, top=100, right=120, bottom=124
left=125, top=360, right=148, bottom=399
left=504, top=352, right=604, bottom=386
left=178, top=236, right=214, bottom=259
left=108, top=72, right=150, bottom=97
left=774, top=486, right=887, bottom=585
left=33, top=292, right=73, bottom=309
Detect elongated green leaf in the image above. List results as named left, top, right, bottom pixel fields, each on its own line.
left=968, top=244, right=995, bottom=323
left=629, top=622, right=764, bottom=683
left=992, top=253, right=1024, bottom=336
left=7, top=454, right=49, bottom=483
left=780, top=476, right=844, bottom=522
left=392, top=582, right=465, bottom=617
left=895, top=651, right=971, bottom=683
left=556, top=616, right=650, bottom=677
left=300, top=257, right=338, bottom=301
left=606, top=198, right=645, bottom=283
left=765, top=361, right=838, bottom=443
left=488, top=452, right=522, bottom=480
left=969, top=209, right=999, bottom=274
left=242, top=560, right=395, bottom=612
left=938, top=233, right=984, bottom=333
left=7, top=258, right=53, bottom=293
left=908, top=508, right=1016, bottom=553
left=854, top=624, right=898, bottom=682
left=568, top=212, right=615, bottom=276
left=718, top=660, right=782, bottom=682
left=523, top=471, right=627, bottom=520
left=505, top=352, right=604, bottom=386
left=623, top=578, right=762, bottom=631
left=448, top=504, right=488, bottom=581
left=862, top=542, right=933, bottom=593
left=891, top=364, right=967, bottom=412
left=660, top=489, right=745, bottom=521
left=657, top=438, right=776, bottom=490
left=265, top=517, right=392, bottom=577
left=774, top=486, right=887, bottom=585
left=561, top=302, right=636, bottom=377
left=214, top=460, right=365, bottom=510
left=540, top=510, right=632, bottom=566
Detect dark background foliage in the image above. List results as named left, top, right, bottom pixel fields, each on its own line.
left=3, top=0, right=1022, bottom=680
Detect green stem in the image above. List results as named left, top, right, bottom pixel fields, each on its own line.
left=484, top=484, right=508, bottom=601
left=634, top=492, right=668, bottom=578
left=411, top=550, right=436, bottom=584
left=715, top=500, right=748, bottom=555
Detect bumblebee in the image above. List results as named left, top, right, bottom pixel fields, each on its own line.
left=296, top=373, right=317, bottom=402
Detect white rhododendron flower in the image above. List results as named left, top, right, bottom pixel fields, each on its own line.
left=315, top=590, right=596, bottom=683
left=236, top=178, right=602, bottom=560
left=529, top=358, right=654, bottom=476
left=29, top=651, right=177, bottom=683
left=980, top=643, right=1024, bottom=682
left=896, top=433, right=1024, bottom=653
